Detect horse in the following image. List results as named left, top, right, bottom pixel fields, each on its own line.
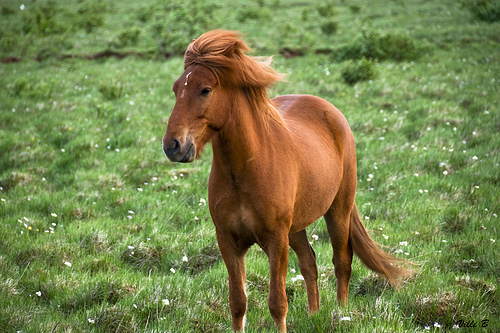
left=162, top=30, right=409, bottom=332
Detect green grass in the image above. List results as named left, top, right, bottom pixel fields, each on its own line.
left=1, top=0, right=499, bottom=332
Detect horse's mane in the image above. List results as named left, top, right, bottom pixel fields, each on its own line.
left=184, top=30, right=286, bottom=128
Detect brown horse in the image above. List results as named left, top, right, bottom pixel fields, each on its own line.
left=163, top=30, right=409, bottom=332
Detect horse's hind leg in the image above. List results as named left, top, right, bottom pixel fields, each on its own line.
left=324, top=194, right=354, bottom=305
left=289, top=230, right=320, bottom=314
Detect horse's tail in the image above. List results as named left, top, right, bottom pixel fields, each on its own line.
left=349, top=204, right=411, bottom=287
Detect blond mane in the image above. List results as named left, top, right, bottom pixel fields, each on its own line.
left=184, top=30, right=285, bottom=127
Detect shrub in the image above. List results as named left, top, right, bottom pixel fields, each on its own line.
left=22, top=1, right=71, bottom=35
left=148, top=0, right=220, bottom=57
left=20, top=0, right=107, bottom=35
left=136, top=6, right=153, bottom=23
left=115, top=27, right=141, bottom=48
left=461, top=0, right=500, bottom=22
left=99, top=80, right=123, bottom=100
left=35, top=36, right=74, bottom=61
left=349, top=3, right=362, bottom=13
left=317, top=1, right=336, bottom=17
left=1, top=31, right=16, bottom=53
left=337, top=28, right=425, bottom=62
left=321, top=20, right=339, bottom=35
left=236, top=6, right=272, bottom=22
left=1, top=5, right=16, bottom=15
left=7, top=77, right=56, bottom=98
left=9, top=78, right=27, bottom=96
left=77, top=0, right=107, bottom=33
left=341, top=57, right=376, bottom=85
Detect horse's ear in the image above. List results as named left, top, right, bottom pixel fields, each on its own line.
left=222, top=41, right=239, bottom=58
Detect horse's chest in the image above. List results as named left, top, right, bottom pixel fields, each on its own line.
left=209, top=186, right=289, bottom=242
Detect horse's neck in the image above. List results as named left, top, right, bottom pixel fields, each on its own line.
left=212, top=93, right=278, bottom=178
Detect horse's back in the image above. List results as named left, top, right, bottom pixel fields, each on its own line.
left=272, top=94, right=354, bottom=154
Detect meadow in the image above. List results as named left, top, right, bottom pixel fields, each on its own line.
left=0, top=0, right=499, bottom=332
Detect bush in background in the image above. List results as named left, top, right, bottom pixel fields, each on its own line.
left=147, top=0, right=220, bottom=57
left=336, top=28, right=426, bottom=62
left=22, top=1, right=71, bottom=35
left=461, top=0, right=500, bottom=22
left=320, top=20, right=339, bottom=35
left=341, top=57, right=376, bottom=85
left=109, top=28, right=142, bottom=49
left=21, top=0, right=107, bottom=36
left=77, top=0, right=108, bottom=33
left=99, top=79, right=123, bottom=100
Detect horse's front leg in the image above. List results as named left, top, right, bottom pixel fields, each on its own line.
left=263, top=233, right=290, bottom=332
left=216, top=227, right=250, bottom=332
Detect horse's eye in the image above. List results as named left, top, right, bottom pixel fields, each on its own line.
left=201, top=88, right=212, bottom=96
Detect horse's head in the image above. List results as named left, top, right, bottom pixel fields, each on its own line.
left=163, top=64, right=229, bottom=163
left=163, top=29, right=284, bottom=163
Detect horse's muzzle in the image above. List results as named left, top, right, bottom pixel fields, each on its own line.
left=163, top=138, right=196, bottom=163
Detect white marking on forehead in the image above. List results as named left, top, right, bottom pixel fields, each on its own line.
left=184, top=72, right=192, bottom=86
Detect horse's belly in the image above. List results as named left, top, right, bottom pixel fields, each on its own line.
left=289, top=143, right=343, bottom=234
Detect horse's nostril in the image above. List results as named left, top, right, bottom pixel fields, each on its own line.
left=170, top=138, right=180, bottom=152
left=164, top=138, right=181, bottom=161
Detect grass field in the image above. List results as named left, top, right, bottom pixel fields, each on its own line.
left=1, top=0, right=499, bottom=332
